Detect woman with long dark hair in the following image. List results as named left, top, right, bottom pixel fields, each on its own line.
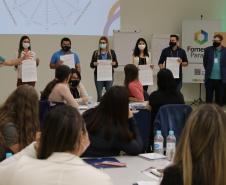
left=41, top=65, right=79, bottom=108
left=132, top=38, right=153, bottom=92
left=16, top=35, right=39, bottom=87
left=0, top=85, right=39, bottom=161
left=0, top=105, right=112, bottom=185
left=83, top=86, right=143, bottom=157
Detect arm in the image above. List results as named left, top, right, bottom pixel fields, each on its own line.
left=74, top=53, right=81, bottom=72
left=36, top=57, right=40, bottom=66
left=111, top=50, right=118, bottom=68
left=203, top=48, right=208, bottom=69
left=76, top=82, right=89, bottom=104
left=61, top=85, right=79, bottom=108
left=158, top=49, right=166, bottom=69
left=90, top=50, right=98, bottom=68
left=50, top=52, right=63, bottom=69
left=180, top=50, right=188, bottom=67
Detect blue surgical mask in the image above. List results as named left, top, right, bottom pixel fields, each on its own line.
left=99, top=43, right=107, bottom=49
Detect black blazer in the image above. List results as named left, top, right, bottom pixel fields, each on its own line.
left=203, top=46, right=226, bottom=83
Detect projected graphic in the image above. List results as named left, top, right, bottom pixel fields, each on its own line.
left=0, top=0, right=120, bottom=35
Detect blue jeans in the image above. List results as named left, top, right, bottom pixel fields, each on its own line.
left=94, top=74, right=113, bottom=102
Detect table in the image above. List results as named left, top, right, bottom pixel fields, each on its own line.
left=102, top=156, right=170, bottom=185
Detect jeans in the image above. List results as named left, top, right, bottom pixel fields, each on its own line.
left=94, top=74, right=113, bottom=102
left=205, top=79, right=224, bottom=106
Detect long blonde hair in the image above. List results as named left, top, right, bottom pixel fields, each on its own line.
left=173, top=104, right=226, bottom=185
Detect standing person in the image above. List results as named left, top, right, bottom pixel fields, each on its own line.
left=16, top=35, right=40, bottom=87
left=0, top=85, right=39, bottom=161
left=0, top=105, right=113, bottom=185
left=50, top=37, right=81, bottom=72
left=158, top=35, right=188, bottom=91
left=203, top=34, right=226, bottom=106
left=132, top=37, right=153, bottom=92
left=124, top=64, right=144, bottom=102
left=83, top=86, right=143, bottom=157
left=160, top=104, right=226, bottom=185
left=90, top=36, right=118, bottom=101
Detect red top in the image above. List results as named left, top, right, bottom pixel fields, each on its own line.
left=128, top=80, right=144, bottom=101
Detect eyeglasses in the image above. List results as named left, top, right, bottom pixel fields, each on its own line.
left=100, top=42, right=107, bottom=44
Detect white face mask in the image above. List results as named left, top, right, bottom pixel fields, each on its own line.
left=99, top=43, right=107, bottom=49
left=138, top=44, right=146, bottom=50
left=23, top=42, right=30, bottom=49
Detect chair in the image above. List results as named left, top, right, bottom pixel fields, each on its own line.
left=133, top=109, right=151, bottom=152
left=153, top=104, right=192, bottom=145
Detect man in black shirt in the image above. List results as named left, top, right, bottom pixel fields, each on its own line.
left=158, top=35, right=188, bottom=91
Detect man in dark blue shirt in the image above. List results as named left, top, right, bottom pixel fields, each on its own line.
left=158, top=35, right=188, bottom=91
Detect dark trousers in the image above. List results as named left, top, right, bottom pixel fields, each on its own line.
left=205, top=79, right=224, bottom=106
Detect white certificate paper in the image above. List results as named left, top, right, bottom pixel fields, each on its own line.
left=60, top=54, right=74, bottom=69
left=97, top=60, right=112, bottom=81
left=139, top=65, right=153, bottom=85
left=22, top=59, right=37, bottom=82
left=166, top=57, right=180, bottom=78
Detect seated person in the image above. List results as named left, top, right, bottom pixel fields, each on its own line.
left=0, top=85, right=39, bottom=161
left=0, top=105, right=112, bottom=185
left=160, top=104, right=226, bottom=185
left=82, top=86, right=143, bottom=157
left=69, top=68, right=88, bottom=105
left=41, top=65, right=79, bottom=108
left=149, top=69, right=185, bottom=121
left=124, top=64, right=144, bottom=102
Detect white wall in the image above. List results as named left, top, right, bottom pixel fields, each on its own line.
left=0, top=0, right=225, bottom=102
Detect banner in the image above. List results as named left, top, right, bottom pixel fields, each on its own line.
left=182, top=20, right=221, bottom=83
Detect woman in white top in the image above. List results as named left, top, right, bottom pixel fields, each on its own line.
left=0, top=105, right=113, bottom=185
left=16, top=35, right=40, bottom=87
left=132, top=38, right=153, bottom=92
left=41, top=65, right=79, bottom=108
left=69, top=68, right=89, bottom=105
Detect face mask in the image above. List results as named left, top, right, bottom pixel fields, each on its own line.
left=99, top=43, right=107, bottom=49
left=62, top=46, right=71, bottom=52
left=169, top=42, right=177, bottom=48
left=138, top=44, right=146, bottom=50
left=70, top=80, right=80, bottom=87
left=23, top=42, right=30, bottom=49
left=213, top=41, right=221, bottom=48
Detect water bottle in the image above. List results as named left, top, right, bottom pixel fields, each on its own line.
left=166, top=130, right=176, bottom=161
left=154, top=130, right=164, bottom=154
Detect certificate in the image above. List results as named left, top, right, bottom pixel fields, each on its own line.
left=166, top=57, right=180, bottom=78
left=22, top=59, right=37, bottom=82
left=97, top=60, right=112, bottom=81
left=60, top=54, right=74, bottom=69
left=139, top=65, right=153, bottom=85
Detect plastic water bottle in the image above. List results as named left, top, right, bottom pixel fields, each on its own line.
left=166, top=130, right=176, bottom=161
left=154, top=130, right=164, bottom=154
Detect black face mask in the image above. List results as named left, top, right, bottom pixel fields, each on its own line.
left=213, top=41, right=221, bottom=48
left=62, top=46, right=71, bottom=52
left=70, top=80, right=80, bottom=87
left=169, top=42, right=177, bottom=48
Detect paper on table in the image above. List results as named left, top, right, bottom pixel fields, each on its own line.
left=166, top=57, right=180, bottom=78
left=97, top=60, right=112, bottom=81
left=134, top=181, right=159, bottom=185
left=21, top=59, right=37, bottom=82
left=139, top=153, right=166, bottom=160
left=60, top=54, right=75, bottom=69
left=139, top=65, right=153, bottom=85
